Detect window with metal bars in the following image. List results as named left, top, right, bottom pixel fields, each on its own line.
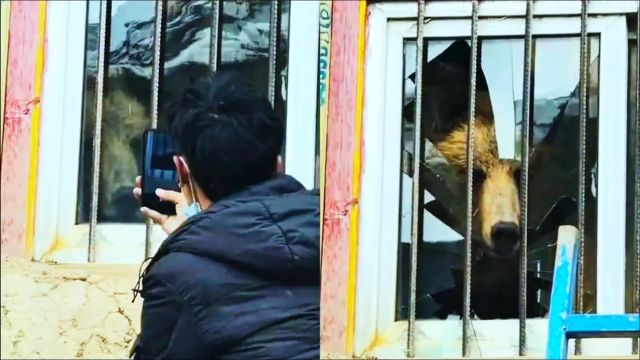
left=77, top=0, right=292, bottom=262
left=354, top=1, right=639, bottom=358
left=76, top=0, right=290, bottom=224
left=398, top=35, right=601, bottom=321
left=32, top=0, right=320, bottom=264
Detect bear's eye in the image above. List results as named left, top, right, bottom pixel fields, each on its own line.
left=513, top=168, right=524, bottom=191
left=513, top=168, right=522, bottom=184
left=472, top=168, right=486, bottom=183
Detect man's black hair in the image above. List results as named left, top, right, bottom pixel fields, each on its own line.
left=168, top=71, right=284, bottom=202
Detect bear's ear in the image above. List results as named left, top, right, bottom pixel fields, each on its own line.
left=429, top=40, right=473, bottom=74
left=422, top=39, right=490, bottom=94
left=409, top=39, right=493, bottom=143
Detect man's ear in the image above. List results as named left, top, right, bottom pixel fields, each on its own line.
left=275, top=155, right=284, bottom=174
left=173, top=156, right=191, bottom=186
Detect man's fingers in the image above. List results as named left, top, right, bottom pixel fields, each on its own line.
left=133, top=187, right=142, bottom=200
left=155, top=188, right=185, bottom=204
left=133, top=176, right=142, bottom=200
left=140, top=207, right=167, bottom=224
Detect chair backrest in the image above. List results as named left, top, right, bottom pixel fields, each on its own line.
left=546, top=226, right=640, bottom=359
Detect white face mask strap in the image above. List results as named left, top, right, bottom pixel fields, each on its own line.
left=187, top=173, right=199, bottom=204
left=182, top=172, right=202, bottom=218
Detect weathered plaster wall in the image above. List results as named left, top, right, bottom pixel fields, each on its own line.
left=1, top=257, right=142, bottom=359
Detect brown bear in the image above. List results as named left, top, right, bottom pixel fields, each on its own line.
left=398, top=39, right=597, bottom=320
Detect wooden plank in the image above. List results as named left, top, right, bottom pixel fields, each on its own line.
left=320, top=0, right=366, bottom=355
left=0, top=1, right=46, bottom=258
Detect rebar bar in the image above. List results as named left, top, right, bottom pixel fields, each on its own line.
left=575, top=0, right=589, bottom=354
left=145, top=0, right=167, bottom=258
left=407, top=1, right=426, bottom=357
left=88, top=0, right=112, bottom=263
left=462, top=0, right=480, bottom=357
left=268, top=0, right=280, bottom=106
left=519, top=0, right=534, bottom=355
left=209, top=0, right=222, bottom=72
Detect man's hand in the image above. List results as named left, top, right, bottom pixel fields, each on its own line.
left=133, top=176, right=188, bottom=235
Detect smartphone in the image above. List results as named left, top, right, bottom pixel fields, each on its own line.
left=141, top=130, right=180, bottom=215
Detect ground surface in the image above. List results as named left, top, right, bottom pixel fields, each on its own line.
left=1, top=257, right=142, bottom=359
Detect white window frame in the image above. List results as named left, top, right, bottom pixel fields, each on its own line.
left=285, top=0, right=319, bottom=189
left=34, top=0, right=319, bottom=264
left=356, top=1, right=633, bottom=357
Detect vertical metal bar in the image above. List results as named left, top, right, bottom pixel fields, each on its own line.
left=519, top=0, right=534, bottom=356
left=268, top=0, right=280, bottom=106
left=209, top=0, right=222, bottom=72
left=150, top=0, right=166, bottom=140
left=634, top=1, right=640, bottom=355
left=575, top=0, right=588, bottom=355
left=536, top=260, right=542, bottom=304
left=407, top=2, right=426, bottom=357
left=88, top=0, right=112, bottom=263
left=145, top=0, right=167, bottom=258
left=462, top=0, right=480, bottom=357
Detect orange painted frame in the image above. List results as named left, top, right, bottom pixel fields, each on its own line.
left=0, top=1, right=46, bottom=258
left=320, top=0, right=367, bottom=356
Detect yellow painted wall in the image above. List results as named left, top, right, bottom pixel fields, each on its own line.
left=0, top=0, right=10, bottom=150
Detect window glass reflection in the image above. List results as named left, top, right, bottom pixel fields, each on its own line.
left=77, top=0, right=291, bottom=223
left=78, top=0, right=156, bottom=223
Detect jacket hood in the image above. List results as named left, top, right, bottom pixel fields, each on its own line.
left=149, top=175, right=320, bottom=283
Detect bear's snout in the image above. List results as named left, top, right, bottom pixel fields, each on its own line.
left=490, top=221, right=520, bottom=257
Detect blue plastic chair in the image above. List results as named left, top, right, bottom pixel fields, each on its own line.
left=546, top=226, right=640, bottom=359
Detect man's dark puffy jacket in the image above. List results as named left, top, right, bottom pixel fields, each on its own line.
left=133, top=175, right=319, bottom=359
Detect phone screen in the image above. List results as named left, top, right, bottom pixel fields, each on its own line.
left=141, top=130, right=180, bottom=215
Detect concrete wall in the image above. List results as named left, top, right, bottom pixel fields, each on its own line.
left=1, top=257, right=142, bottom=359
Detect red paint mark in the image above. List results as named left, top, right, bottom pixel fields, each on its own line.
left=320, top=1, right=364, bottom=355
left=324, top=198, right=358, bottom=219
left=1, top=2, right=43, bottom=257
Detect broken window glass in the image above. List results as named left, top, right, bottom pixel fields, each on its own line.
left=397, top=36, right=600, bottom=320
